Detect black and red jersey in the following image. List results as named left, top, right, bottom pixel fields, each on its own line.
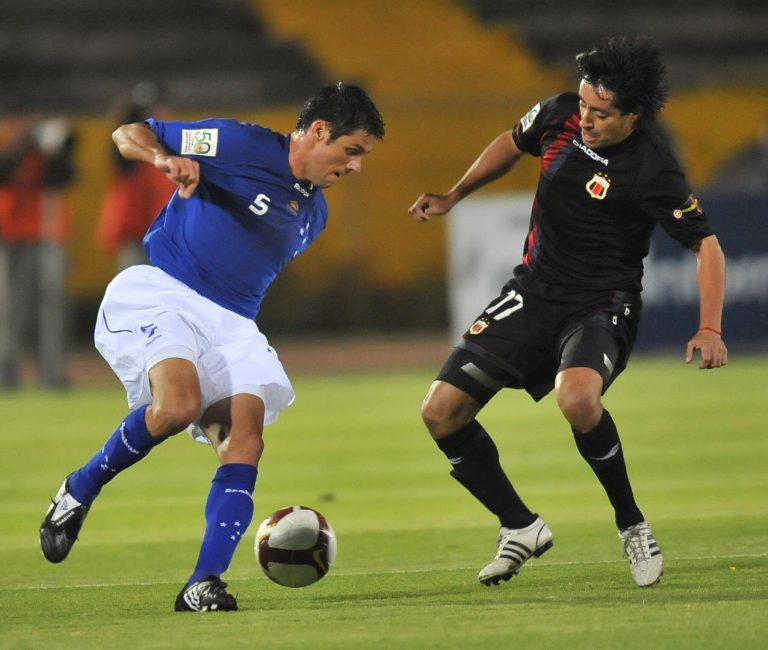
left=511, top=92, right=712, bottom=301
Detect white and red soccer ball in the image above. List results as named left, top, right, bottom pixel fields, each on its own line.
left=255, top=506, right=337, bottom=588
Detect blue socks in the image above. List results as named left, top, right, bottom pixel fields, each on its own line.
left=66, top=406, right=257, bottom=585
left=188, top=463, right=257, bottom=585
left=67, top=404, right=160, bottom=506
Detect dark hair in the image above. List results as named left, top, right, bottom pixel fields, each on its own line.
left=295, top=82, right=385, bottom=141
left=575, top=35, right=668, bottom=121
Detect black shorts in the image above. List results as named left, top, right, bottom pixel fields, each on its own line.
left=437, top=274, right=640, bottom=404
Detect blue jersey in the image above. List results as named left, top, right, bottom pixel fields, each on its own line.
left=143, top=118, right=328, bottom=319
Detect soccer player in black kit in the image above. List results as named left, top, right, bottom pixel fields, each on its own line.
left=408, top=36, right=728, bottom=588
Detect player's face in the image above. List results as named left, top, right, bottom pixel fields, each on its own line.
left=578, top=79, right=640, bottom=149
left=305, top=127, right=376, bottom=188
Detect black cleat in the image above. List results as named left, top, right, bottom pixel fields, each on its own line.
left=175, top=576, right=238, bottom=612
left=40, top=476, right=90, bottom=563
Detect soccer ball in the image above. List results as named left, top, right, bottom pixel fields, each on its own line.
left=255, top=505, right=337, bottom=588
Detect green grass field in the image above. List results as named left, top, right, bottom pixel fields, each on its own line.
left=1, top=354, right=766, bottom=649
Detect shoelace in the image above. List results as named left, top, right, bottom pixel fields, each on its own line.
left=622, top=526, right=653, bottom=563
left=185, top=579, right=233, bottom=610
left=198, top=579, right=229, bottom=599
left=495, top=530, right=533, bottom=562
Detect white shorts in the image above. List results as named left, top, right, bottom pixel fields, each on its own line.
left=94, top=265, right=295, bottom=443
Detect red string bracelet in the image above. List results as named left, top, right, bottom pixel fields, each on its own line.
left=698, top=326, right=722, bottom=336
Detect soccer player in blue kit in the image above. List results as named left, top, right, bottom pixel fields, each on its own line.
left=409, top=37, right=727, bottom=588
left=40, top=83, right=385, bottom=611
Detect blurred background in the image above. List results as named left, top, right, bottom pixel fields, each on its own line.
left=1, top=0, right=766, bottom=388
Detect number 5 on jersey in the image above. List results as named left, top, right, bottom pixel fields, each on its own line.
left=249, top=193, right=271, bottom=216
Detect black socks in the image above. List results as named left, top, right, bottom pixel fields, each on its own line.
left=572, top=409, right=644, bottom=530
left=435, top=411, right=644, bottom=532
left=436, top=420, right=535, bottom=529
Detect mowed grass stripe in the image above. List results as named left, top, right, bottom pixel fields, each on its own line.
left=1, top=354, right=766, bottom=649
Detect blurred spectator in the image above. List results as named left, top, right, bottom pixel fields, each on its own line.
left=0, top=116, right=76, bottom=389
left=707, top=116, right=768, bottom=193
left=98, top=82, right=174, bottom=270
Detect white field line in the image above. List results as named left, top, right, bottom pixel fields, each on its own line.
left=15, top=552, right=768, bottom=591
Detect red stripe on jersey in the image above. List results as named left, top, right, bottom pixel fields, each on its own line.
left=522, top=195, right=541, bottom=265
left=522, top=223, right=538, bottom=265
left=541, top=113, right=580, bottom=174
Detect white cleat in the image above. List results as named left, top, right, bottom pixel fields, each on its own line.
left=478, top=516, right=553, bottom=586
left=620, top=520, right=663, bottom=587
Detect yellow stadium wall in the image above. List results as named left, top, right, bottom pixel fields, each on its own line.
left=65, top=0, right=767, bottom=312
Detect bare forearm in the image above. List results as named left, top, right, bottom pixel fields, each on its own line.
left=112, top=123, right=167, bottom=165
left=449, top=131, right=523, bottom=200
left=112, top=122, right=200, bottom=199
left=696, top=235, right=726, bottom=331
left=685, top=234, right=728, bottom=368
left=408, top=130, right=524, bottom=222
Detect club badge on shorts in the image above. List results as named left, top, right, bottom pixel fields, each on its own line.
left=585, top=172, right=611, bottom=200
left=468, top=318, right=490, bottom=335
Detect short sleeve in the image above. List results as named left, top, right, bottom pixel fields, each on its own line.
left=637, top=170, right=714, bottom=249
left=511, top=93, right=567, bottom=157
left=512, top=101, right=545, bottom=156
left=145, top=118, right=243, bottom=161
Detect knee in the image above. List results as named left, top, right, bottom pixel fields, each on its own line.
left=147, top=397, right=200, bottom=437
left=556, top=387, right=602, bottom=433
left=421, top=387, right=475, bottom=439
left=420, top=396, right=448, bottom=437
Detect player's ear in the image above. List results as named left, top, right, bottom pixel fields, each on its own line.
left=309, top=120, right=330, bottom=143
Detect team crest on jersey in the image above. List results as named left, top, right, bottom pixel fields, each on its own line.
left=288, top=200, right=299, bottom=215
left=585, top=172, right=611, bottom=200
left=181, top=129, right=219, bottom=156
left=520, top=103, right=541, bottom=133
left=673, top=194, right=702, bottom=219
left=468, top=318, right=490, bottom=335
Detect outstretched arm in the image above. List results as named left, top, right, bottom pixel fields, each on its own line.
left=408, top=130, right=524, bottom=222
left=112, top=122, right=200, bottom=199
left=685, top=234, right=728, bottom=369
